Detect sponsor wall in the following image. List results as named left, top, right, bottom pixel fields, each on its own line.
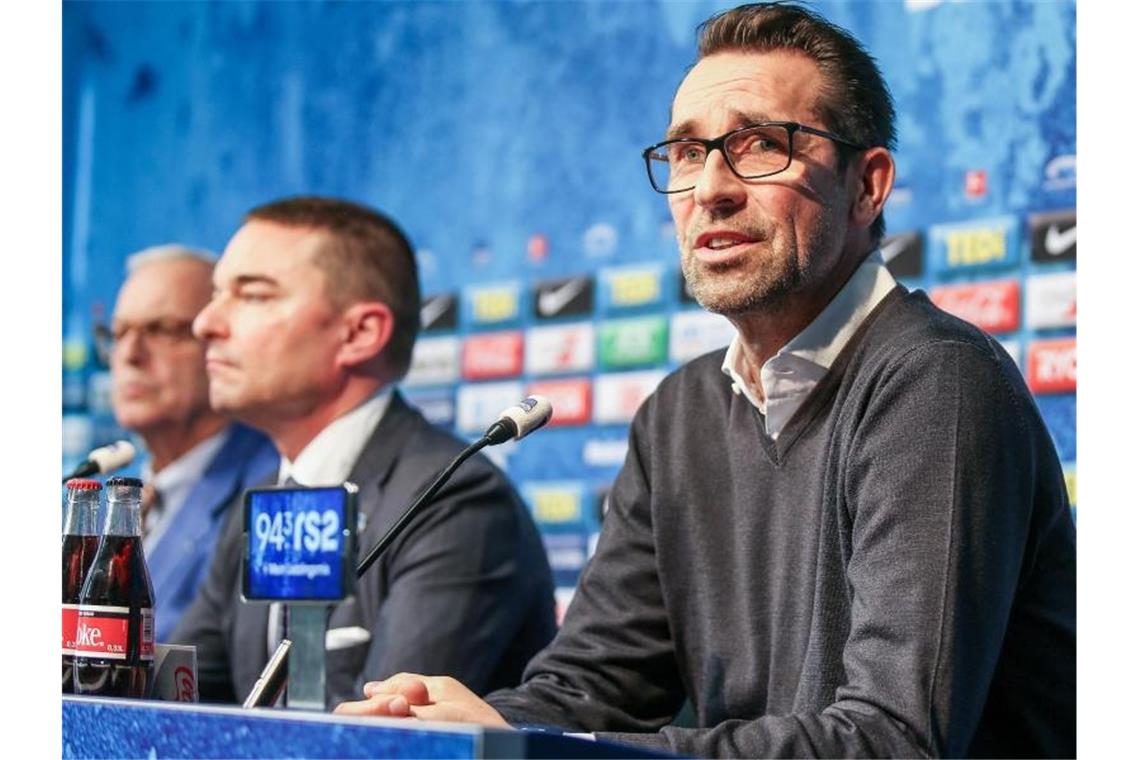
left=63, top=1, right=1076, bottom=608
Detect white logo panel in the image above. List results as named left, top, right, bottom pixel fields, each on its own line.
left=1025, top=271, right=1076, bottom=330
left=669, top=311, right=736, bottom=363
left=593, top=370, right=667, bottom=424
left=404, top=336, right=461, bottom=387
left=525, top=323, right=596, bottom=375
left=456, top=381, right=524, bottom=433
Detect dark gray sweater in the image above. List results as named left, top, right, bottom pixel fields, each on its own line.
left=487, top=288, right=1076, bottom=758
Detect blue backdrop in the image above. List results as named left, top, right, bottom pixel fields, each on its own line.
left=63, top=0, right=1077, bottom=600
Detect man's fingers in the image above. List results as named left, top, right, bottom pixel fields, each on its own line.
left=363, top=672, right=427, bottom=698
left=333, top=694, right=411, bottom=717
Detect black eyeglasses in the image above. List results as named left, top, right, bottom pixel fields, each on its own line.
left=94, top=319, right=197, bottom=364
left=642, top=121, right=867, bottom=194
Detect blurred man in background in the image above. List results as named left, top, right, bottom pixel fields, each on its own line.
left=174, top=196, right=555, bottom=706
left=106, top=245, right=278, bottom=642
left=335, top=4, right=1076, bottom=757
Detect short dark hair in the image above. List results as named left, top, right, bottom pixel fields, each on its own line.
left=697, top=2, right=896, bottom=243
left=246, top=196, right=420, bottom=379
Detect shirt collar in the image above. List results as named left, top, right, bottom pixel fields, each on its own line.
left=721, top=250, right=899, bottom=437
left=277, top=388, right=393, bottom=486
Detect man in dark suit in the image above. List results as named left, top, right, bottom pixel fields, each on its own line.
left=106, top=245, right=279, bottom=643
left=173, top=196, right=556, bottom=706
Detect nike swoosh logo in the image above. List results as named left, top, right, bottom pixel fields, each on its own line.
left=420, top=296, right=452, bottom=328
left=880, top=235, right=911, bottom=263
left=1044, top=224, right=1077, bottom=256
left=538, top=279, right=587, bottom=317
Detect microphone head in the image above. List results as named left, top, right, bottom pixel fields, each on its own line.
left=88, top=440, right=137, bottom=474
left=497, top=396, right=554, bottom=441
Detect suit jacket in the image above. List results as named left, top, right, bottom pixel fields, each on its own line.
left=173, top=392, right=557, bottom=707
left=149, top=424, right=278, bottom=643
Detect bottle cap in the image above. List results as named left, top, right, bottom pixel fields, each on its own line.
left=105, top=476, right=144, bottom=488
left=65, top=479, right=103, bottom=491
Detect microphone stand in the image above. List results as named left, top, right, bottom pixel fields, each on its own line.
left=355, top=433, right=495, bottom=579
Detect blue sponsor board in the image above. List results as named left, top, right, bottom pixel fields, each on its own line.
left=404, top=388, right=457, bottom=428
left=928, top=215, right=1020, bottom=275
left=1035, top=393, right=1076, bottom=462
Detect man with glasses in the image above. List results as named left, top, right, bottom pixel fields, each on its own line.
left=337, top=4, right=1076, bottom=757
left=105, top=245, right=278, bottom=642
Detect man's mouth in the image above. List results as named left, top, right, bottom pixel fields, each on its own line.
left=692, top=230, right=761, bottom=261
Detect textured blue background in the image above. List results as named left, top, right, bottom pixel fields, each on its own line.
left=63, top=0, right=1077, bottom=596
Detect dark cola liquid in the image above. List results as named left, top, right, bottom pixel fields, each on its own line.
left=62, top=534, right=99, bottom=694
left=73, top=535, right=156, bottom=698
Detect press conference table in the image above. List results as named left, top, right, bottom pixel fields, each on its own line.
left=62, top=695, right=668, bottom=759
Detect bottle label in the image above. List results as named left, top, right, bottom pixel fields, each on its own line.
left=73, top=604, right=154, bottom=661
left=62, top=604, right=80, bottom=654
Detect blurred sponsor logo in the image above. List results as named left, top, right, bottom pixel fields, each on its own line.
left=669, top=311, right=736, bottom=363
left=582, top=438, right=629, bottom=467
left=405, top=336, right=461, bottom=387
left=880, top=231, right=924, bottom=279
left=930, top=280, right=1020, bottom=334
left=522, top=481, right=585, bottom=526
left=533, top=276, right=593, bottom=320
left=594, top=370, right=666, bottom=424
left=420, top=293, right=458, bottom=333
left=1027, top=338, right=1076, bottom=394
left=462, top=332, right=524, bottom=380
left=405, top=389, right=456, bottom=427
left=964, top=169, right=988, bottom=198
left=542, top=533, right=587, bottom=573
left=583, top=222, right=618, bottom=258
left=929, top=216, right=1018, bottom=272
left=1043, top=154, right=1076, bottom=192
left=598, top=317, right=668, bottom=369
left=527, top=378, right=592, bottom=426
left=1029, top=209, right=1076, bottom=263
left=464, top=282, right=521, bottom=325
left=601, top=266, right=664, bottom=310
left=525, top=323, right=595, bottom=375
left=1025, top=271, right=1076, bottom=329
left=456, top=381, right=524, bottom=433
left=527, top=233, right=549, bottom=264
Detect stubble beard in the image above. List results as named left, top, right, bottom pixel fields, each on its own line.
left=681, top=237, right=805, bottom=317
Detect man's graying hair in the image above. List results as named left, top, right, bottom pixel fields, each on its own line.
left=697, top=2, right=897, bottom=243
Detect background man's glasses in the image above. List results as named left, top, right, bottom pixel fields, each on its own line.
left=642, top=121, right=866, bottom=194
left=94, top=319, right=196, bottom=364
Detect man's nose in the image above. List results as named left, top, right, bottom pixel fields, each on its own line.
left=192, top=299, right=224, bottom=341
left=692, top=149, right=747, bottom=213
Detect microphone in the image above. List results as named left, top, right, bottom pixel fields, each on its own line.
left=483, top=395, right=554, bottom=445
left=62, top=440, right=137, bottom=484
left=355, top=396, right=554, bottom=578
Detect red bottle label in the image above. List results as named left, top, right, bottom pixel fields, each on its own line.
left=73, top=605, right=154, bottom=661
left=62, top=604, right=80, bottom=654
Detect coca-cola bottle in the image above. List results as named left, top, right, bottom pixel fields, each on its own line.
left=62, top=478, right=102, bottom=694
left=73, top=476, right=156, bottom=698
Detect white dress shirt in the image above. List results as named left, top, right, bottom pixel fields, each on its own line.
left=142, top=428, right=229, bottom=553
left=721, top=250, right=900, bottom=438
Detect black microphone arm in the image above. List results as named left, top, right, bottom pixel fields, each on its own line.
left=355, top=433, right=492, bottom=579
left=355, top=395, right=552, bottom=579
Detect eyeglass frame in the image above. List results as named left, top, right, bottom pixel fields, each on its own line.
left=93, top=318, right=198, bottom=365
left=641, top=121, right=868, bottom=194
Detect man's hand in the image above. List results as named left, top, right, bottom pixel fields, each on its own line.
left=334, top=673, right=512, bottom=729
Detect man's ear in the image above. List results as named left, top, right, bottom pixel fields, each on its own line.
left=336, top=301, right=395, bottom=369
left=848, top=146, right=895, bottom=231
